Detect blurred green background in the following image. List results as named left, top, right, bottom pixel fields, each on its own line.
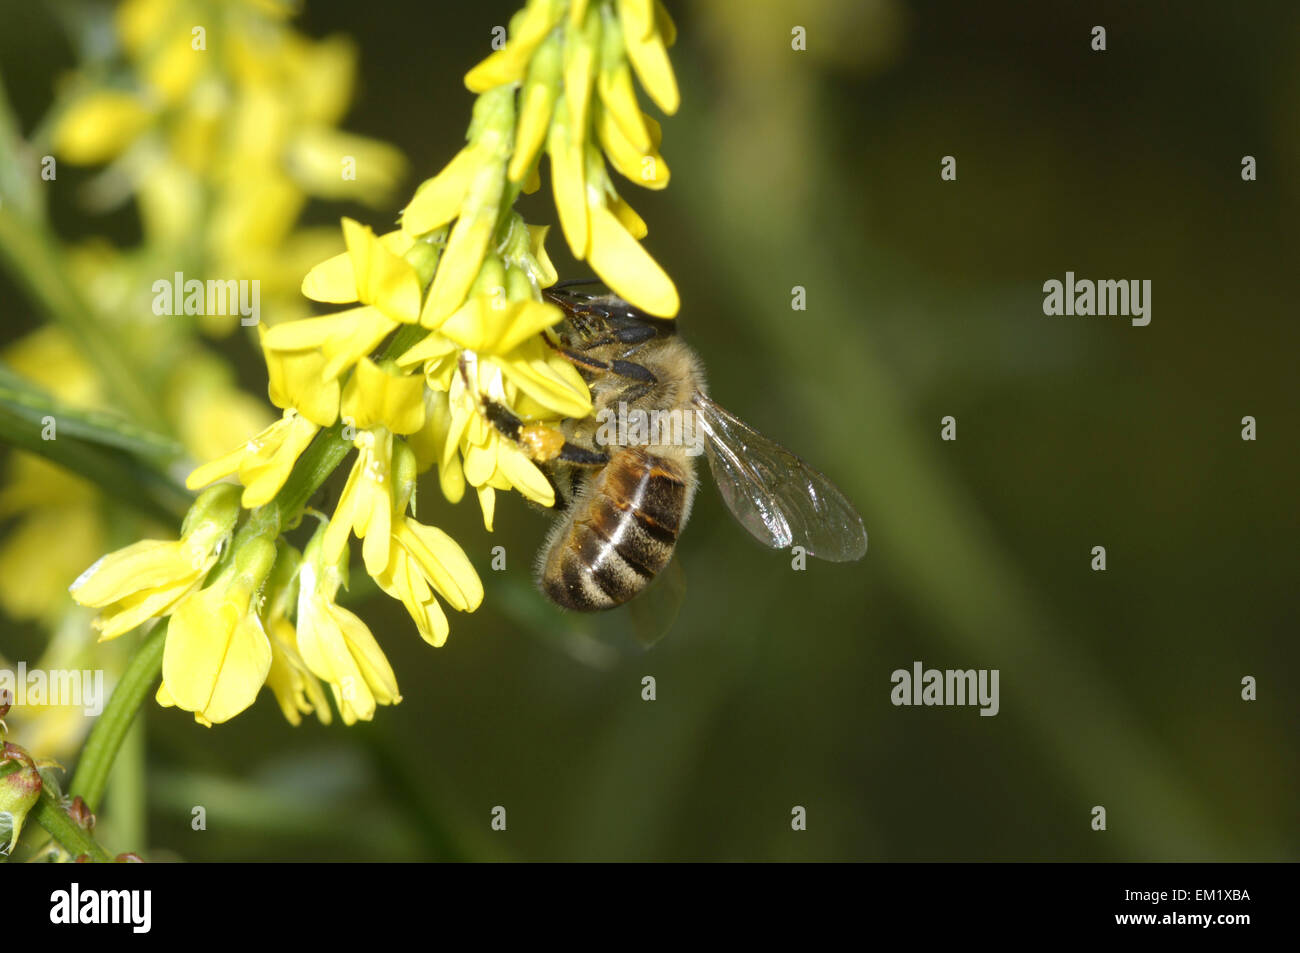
left=1, top=0, right=1296, bottom=861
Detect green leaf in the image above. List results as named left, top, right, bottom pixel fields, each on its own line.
left=0, top=365, right=191, bottom=523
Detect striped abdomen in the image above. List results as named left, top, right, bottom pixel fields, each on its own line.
left=541, top=448, right=692, bottom=611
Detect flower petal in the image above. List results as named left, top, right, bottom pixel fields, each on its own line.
left=618, top=0, right=679, bottom=114
left=402, top=145, right=482, bottom=235
left=546, top=92, right=590, bottom=259
left=395, top=518, right=484, bottom=613
left=70, top=540, right=198, bottom=607
left=343, top=218, right=422, bottom=322
left=587, top=201, right=679, bottom=317
left=163, top=589, right=270, bottom=724
left=301, top=247, right=359, bottom=303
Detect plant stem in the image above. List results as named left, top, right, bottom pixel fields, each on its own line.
left=0, top=381, right=191, bottom=523
left=107, top=718, right=147, bottom=852
left=32, top=789, right=113, bottom=863
left=272, top=423, right=349, bottom=524
left=69, top=623, right=167, bottom=813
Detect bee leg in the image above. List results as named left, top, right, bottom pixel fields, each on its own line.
left=480, top=395, right=609, bottom=466
left=557, top=443, right=608, bottom=465
left=609, top=360, right=657, bottom=383
left=543, top=337, right=659, bottom=384
left=554, top=348, right=611, bottom=373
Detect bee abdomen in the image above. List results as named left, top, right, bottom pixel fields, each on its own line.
left=541, top=450, right=690, bottom=611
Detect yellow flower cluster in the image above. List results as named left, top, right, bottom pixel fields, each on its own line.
left=67, top=0, right=682, bottom=727
left=5, top=0, right=407, bottom=747
left=49, top=0, right=405, bottom=327
left=415, top=0, right=681, bottom=317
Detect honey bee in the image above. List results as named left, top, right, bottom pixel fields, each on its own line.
left=478, top=283, right=868, bottom=612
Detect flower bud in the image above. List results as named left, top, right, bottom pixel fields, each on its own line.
left=180, top=482, right=242, bottom=539
left=403, top=237, right=443, bottom=288
left=233, top=535, right=278, bottom=583
left=0, top=742, right=43, bottom=854
left=68, top=795, right=96, bottom=831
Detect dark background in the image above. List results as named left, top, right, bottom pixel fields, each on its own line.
left=1, top=0, right=1296, bottom=860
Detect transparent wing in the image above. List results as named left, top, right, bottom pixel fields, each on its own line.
left=693, top=394, right=867, bottom=562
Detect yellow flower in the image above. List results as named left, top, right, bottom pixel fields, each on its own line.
left=340, top=358, right=426, bottom=435
left=399, top=237, right=589, bottom=418
left=547, top=89, right=589, bottom=258
left=185, top=410, right=320, bottom=508
left=324, top=429, right=396, bottom=576
left=296, top=528, right=399, bottom=725
left=268, top=218, right=429, bottom=387
left=263, top=306, right=400, bottom=384
left=49, top=90, right=154, bottom=164
left=301, top=218, right=423, bottom=322
left=453, top=0, right=682, bottom=316
left=583, top=142, right=678, bottom=315
left=287, top=128, right=407, bottom=206
left=69, top=485, right=241, bottom=640
left=394, top=275, right=574, bottom=523
left=408, top=388, right=467, bottom=505
left=377, top=517, right=484, bottom=647
left=158, top=536, right=277, bottom=725
left=260, top=542, right=331, bottom=727
left=409, top=310, right=587, bottom=421
left=401, top=142, right=492, bottom=238
left=418, top=89, right=515, bottom=326
left=262, top=327, right=342, bottom=426
left=615, top=0, right=679, bottom=115
left=463, top=0, right=566, bottom=93
left=266, top=615, right=333, bottom=727
left=594, top=99, right=669, bottom=189
left=445, top=361, right=557, bottom=522
left=508, top=29, right=562, bottom=184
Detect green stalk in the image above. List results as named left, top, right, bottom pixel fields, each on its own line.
left=106, top=718, right=147, bottom=852
left=0, top=380, right=191, bottom=523
left=32, top=789, right=113, bottom=863
left=69, top=623, right=167, bottom=813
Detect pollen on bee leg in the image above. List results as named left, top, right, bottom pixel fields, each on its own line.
left=519, top=424, right=566, bottom=461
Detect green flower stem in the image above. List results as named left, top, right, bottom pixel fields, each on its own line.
left=69, top=622, right=167, bottom=813
left=32, top=789, right=113, bottom=863
left=272, top=422, right=349, bottom=524
left=0, top=365, right=183, bottom=460
left=0, top=377, right=191, bottom=523
left=106, top=718, right=147, bottom=852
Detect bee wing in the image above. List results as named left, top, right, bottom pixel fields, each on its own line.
left=692, top=394, right=867, bottom=562
left=625, top=555, right=686, bottom=648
